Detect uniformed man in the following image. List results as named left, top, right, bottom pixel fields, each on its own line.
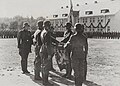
left=40, top=21, right=59, bottom=86
left=68, top=23, right=88, bottom=86
left=33, top=20, right=43, bottom=80
left=61, top=22, right=73, bottom=78
left=49, top=26, right=57, bottom=71
left=17, top=22, right=33, bottom=74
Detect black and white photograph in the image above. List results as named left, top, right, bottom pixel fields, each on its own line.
left=0, top=0, right=120, bottom=86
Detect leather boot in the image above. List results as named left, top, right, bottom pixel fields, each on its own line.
left=34, top=70, right=42, bottom=80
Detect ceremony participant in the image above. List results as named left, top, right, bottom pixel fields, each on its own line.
left=17, top=22, right=33, bottom=74
left=61, top=22, right=73, bottom=78
left=68, top=23, right=88, bottom=86
left=40, top=21, right=59, bottom=86
left=33, top=20, right=43, bottom=80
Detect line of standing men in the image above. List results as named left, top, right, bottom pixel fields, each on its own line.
left=17, top=20, right=88, bottom=86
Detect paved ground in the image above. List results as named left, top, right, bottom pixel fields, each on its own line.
left=0, top=38, right=120, bottom=86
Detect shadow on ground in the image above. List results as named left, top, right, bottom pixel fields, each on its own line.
left=25, top=73, right=60, bottom=86
left=25, top=71, right=101, bottom=86
left=52, top=71, right=102, bottom=86
left=84, top=81, right=102, bottom=86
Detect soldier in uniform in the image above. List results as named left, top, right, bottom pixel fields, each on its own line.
left=17, top=22, right=33, bottom=74
left=68, top=23, right=88, bottom=86
left=61, top=22, right=73, bottom=78
left=33, top=20, right=43, bottom=80
left=40, top=21, right=59, bottom=86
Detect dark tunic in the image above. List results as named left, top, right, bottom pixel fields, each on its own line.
left=69, top=33, right=88, bottom=86
left=17, top=29, right=32, bottom=53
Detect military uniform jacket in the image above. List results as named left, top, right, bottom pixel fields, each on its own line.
left=33, top=29, right=42, bottom=46
left=69, top=34, right=88, bottom=59
left=40, top=29, right=59, bottom=56
left=17, top=29, right=33, bottom=53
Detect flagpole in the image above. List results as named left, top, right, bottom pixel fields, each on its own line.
left=69, top=0, right=73, bottom=25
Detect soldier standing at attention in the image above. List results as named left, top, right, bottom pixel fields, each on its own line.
left=40, top=21, right=59, bottom=86
left=61, top=22, right=73, bottom=78
left=17, top=22, right=33, bottom=74
left=33, top=20, right=43, bottom=80
left=68, top=23, right=88, bottom=86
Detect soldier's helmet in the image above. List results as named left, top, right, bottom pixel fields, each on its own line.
left=23, top=22, right=30, bottom=28
left=37, top=20, right=43, bottom=27
left=43, top=20, right=51, bottom=27
left=64, top=22, right=72, bottom=27
left=75, top=23, right=84, bottom=32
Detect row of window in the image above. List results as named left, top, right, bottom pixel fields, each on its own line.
left=82, top=18, right=104, bottom=23
left=52, top=9, right=109, bottom=18
left=53, top=14, right=68, bottom=18
left=85, top=28, right=110, bottom=32
left=81, top=17, right=110, bottom=23
left=85, top=9, right=110, bottom=15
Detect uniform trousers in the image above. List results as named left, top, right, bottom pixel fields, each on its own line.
left=34, top=45, right=41, bottom=77
left=19, top=51, right=29, bottom=72
left=72, top=58, right=87, bottom=86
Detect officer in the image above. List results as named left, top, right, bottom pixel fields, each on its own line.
left=17, top=22, right=33, bottom=74
left=40, top=21, right=59, bottom=86
left=68, top=23, right=88, bottom=86
left=33, top=20, right=43, bottom=80
left=61, top=22, right=73, bottom=78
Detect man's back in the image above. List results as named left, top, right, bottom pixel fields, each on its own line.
left=70, top=34, right=87, bottom=59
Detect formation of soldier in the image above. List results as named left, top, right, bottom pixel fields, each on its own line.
left=17, top=20, right=88, bottom=86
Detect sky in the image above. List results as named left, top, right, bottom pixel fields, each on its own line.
left=0, top=0, right=111, bottom=18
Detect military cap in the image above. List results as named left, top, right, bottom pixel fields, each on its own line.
left=64, top=22, right=72, bottom=27
left=23, top=22, right=30, bottom=28
left=37, top=20, right=43, bottom=27
left=43, top=20, right=51, bottom=27
left=75, top=23, right=84, bottom=31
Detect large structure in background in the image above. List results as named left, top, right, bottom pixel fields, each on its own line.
left=77, top=0, right=120, bottom=33
left=46, top=0, right=79, bottom=33
left=47, top=0, right=120, bottom=34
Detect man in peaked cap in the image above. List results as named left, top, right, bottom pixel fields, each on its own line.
left=17, top=22, right=33, bottom=74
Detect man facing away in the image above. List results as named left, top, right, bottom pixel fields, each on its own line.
left=17, top=22, right=33, bottom=74
left=33, top=20, right=43, bottom=80
left=68, top=23, right=88, bottom=86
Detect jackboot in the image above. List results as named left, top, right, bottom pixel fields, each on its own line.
left=34, top=70, right=42, bottom=80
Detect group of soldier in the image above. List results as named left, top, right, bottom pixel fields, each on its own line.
left=17, top=20, right=88, bottom=86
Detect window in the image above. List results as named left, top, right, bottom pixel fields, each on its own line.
left=85, top=18, right=87, bottom=23
left=53, top=15, right=58, bottom=18
left=93, top=18, right=95, bottom=22
left=90, top=18, right=92, bottom=22
left=90, top=29, right=91, bottom=31
left=62, top=14, right=68, bottom=17
left=101, top=19, right=103, bottom=22
left=85, top=29, right=87, bottom=31
left=83, top=18, right=85, bottom=23
left=101, top=9, right=110, bottom=13
left=107, top=29, right=110, bottom=32
left=85, top=11, right=93, bottom=15
left=98, top=18, right=100, bottom=22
